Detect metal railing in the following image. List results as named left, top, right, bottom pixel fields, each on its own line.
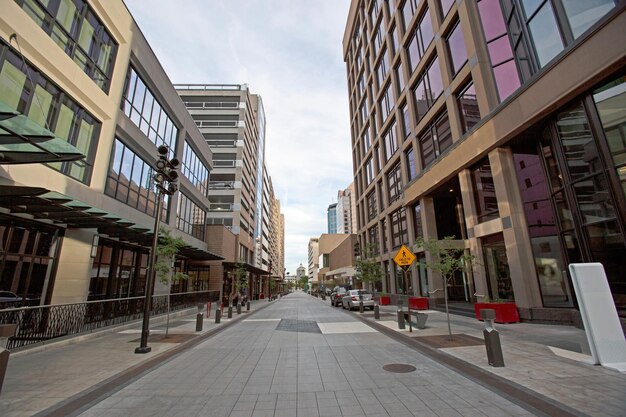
left=183, top=101, right=239, bottom=109
left=0, top=290, right=219, bottom=350
left=174, top=84, right=242, bottom=91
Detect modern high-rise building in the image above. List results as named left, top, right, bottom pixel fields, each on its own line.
left=344, top=0, right=625, bottom=323
left=308, top=237, right=320, bottom=284
left=336, top=183, right=357, bottom=234
left=175, top=84, right=283, bottom=299
left=327, top=203, right=338, bottom=234
left=0, top=0, right=222, bottom=308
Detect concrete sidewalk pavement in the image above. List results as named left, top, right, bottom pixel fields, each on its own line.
left=331, top=299, right=626, bottom=417
left=0, top=297, right=273, bottom=417
left=1, top=292, right=625, bottom=417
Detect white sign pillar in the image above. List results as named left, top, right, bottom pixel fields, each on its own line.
left=569, top=263, right=626, bottom=372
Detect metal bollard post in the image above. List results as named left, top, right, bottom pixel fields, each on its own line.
left=374, top=304, right=380, bottom=320
left=236, top=302, right=242, bottom=314
left=359, top=292, right=364, bottom=313
left=215, top=308, right=221, bottom=324
left=397, top=298, right=405, bottom=329
left=196, top=303, right=204, bottom=331
left=481, top=309, right=505, bottom=367
left=228, top=305, right=233, bottom=318
left=246, top=301, right=250, bottom=311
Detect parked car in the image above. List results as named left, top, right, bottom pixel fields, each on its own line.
left=0, top=291, right=23, bottom=302
left=330, top=286, right=349, bottom=307
left=342, top=290, right=375, bottom=311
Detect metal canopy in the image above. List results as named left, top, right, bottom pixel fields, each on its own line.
left=222, top=261, right=270, bottom=275
left=0, top=101, right=86, bottom=164
left=0, top=185, right=223, bottom=261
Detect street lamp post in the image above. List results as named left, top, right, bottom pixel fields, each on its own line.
left=135, top=145, right=179, bottom=354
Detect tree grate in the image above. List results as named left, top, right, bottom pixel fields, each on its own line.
left=276, top=319, right=321, bottom=333
left=382, top=363, right=417, bottom=373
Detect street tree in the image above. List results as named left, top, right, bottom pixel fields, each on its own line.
left=155, top=228, right=189, bottom=336
left=298, top=275, right=308, bottom=290
left=415, top=236, right=475, bottom=338
left=355, top=243, right=383, bottom=291
left=230, top=260, right=248, bottom=306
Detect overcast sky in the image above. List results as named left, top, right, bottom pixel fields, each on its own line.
left=125, top=0, right=353, bottom=275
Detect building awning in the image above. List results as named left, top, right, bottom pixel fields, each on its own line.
left=0, top=185, right=222, bottom=261
left=0, top=101, right=85, bottom=164
left=223, top=262, right=269, bottom=275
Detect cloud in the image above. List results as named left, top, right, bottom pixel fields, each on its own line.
left=126, top=0, right=352, bottom=274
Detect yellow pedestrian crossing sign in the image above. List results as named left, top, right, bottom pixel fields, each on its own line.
left=393, top=245, right=416, bottom=271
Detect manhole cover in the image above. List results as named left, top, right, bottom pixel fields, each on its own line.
left=383, top=363, right=416, bottom=373
left=276, top=319, right=321, bottom=333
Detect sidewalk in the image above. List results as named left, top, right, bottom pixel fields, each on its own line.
left=2, top=295, right=625, bottom=417
left=337, top=300, right=626, bottom=417
left=0, top=298, right=273, bottom=417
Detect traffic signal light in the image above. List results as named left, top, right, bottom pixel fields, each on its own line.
left=153, top=145, right=179, bottom=195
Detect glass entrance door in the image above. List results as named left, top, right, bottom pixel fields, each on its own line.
left=482, top=233, right=514, bottom=300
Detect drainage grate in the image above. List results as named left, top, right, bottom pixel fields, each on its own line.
left=382, top=363, right=416, bottom=373
left=276, top=319, right=321, bottom=333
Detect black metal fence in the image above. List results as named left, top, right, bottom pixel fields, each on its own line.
left=0, top=290, right=220, bottom=350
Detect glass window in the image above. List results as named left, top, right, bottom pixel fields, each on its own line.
left=562, top=0, right=616, bottom=39
left=176, top=192, right=206, bottom=241
left=375, top=49, right=390, bottom=89
left=182, top=140, right=209, bottom=197
left=593, top=74, right=626, bottom=201
left=477, top=0, right=521, bottom=102
left=16, top=0, right=118, bottom=92
left=413, top=203, right=423, bottom=239
left=0, top=43, right=99, bottom=183
left=383, top=122, right=398, bottom=161
left=365, top=157, right=375, bottom=185
left=447, top=21, right=468, bottom=75
left=400, top=103, right=411, bottom=138
left=427, top=57, right=444, bottom=101
left=122, top=66, right=178, bottom=153
left=390, top=208, right=408, bottom=248
left=395, top=63, right=405, bottom=94
left=439, top=0, right=455, bottom=18
left=387, top=163, right=403, bottom=203
left=457, top=80, right=480, bottom=134
left=367, top=190, right=378, bottom=221
left=379, top=83, right=393, bottom=123
left=419, top=128, right=435, bottom=167
left=525, top=2, right=564, bottom=67
left=418, top=111, right=451, bottom=167
left=106, top=139, right=168, bottom=219
left=471, top=158, right=500, bottom=222
left=406, top=147, right=417, bottom=181
left=402, top=0, right=419, bottom=31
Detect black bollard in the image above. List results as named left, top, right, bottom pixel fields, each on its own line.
left=374, top=304, right=380, bottom=320
left=196, top=312, right=203, bottom=331
left=481, top=309, right=505, bottom=367
left=227, top=305, right=233, bottom=318
left=397, top=309, right=406, bottom=329
left=246, top=301, right=250, bottom=311
left=215, top=308, right=221, bottom=324
left=237, top=303, right=242, bottom=314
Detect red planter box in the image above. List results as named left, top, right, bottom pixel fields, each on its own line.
left=474, top=302, right=520, bottom=323
left=408, top=297, right=429, bottom=310
left=379, top=295, right=391, bottom=305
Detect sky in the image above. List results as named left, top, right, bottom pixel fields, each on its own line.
left=125, top=0, right=353, bottom=275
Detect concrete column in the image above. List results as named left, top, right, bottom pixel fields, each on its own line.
left=421, top=196, right=444, bottom=303
left=458, top=169, right=488, bottom=299
left=488, top=148, right=542, bottom=312
left=51, top=229, right=97, bottom=304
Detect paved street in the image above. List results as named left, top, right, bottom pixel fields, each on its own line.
left=3, top=291, right=626, bottom=417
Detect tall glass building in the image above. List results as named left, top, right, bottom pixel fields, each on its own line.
left=344, top=0, right=626, bottom=323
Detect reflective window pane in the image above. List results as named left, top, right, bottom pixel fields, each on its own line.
left=447, top=21, right=468, bottom=75
left=562, top=0, right=615, bottom=39
left=527, top=3, right=564, bottom=67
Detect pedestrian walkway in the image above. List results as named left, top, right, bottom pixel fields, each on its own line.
left=1, top=292, right=625, bottom=417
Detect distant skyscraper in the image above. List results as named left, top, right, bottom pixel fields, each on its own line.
left=336, top=183, right=356, bottom=234
left=327, top=203, right=337, bottom=234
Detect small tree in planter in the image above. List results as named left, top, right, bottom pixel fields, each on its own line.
left=154, top=228, right=189, bottom=337
left=355, top=243, right=383, bottom=292
left=416, top=236, right=475, bottom=338
left=231, top=260, right=248, bottom=306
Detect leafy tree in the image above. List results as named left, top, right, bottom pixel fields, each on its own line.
left=154, top=228, right=189, bottom=336
left=231, top=260, right=248, bottom=305
left=298, top=275, right=308, bottom=290
left=416, top=236, right=475, bottom=338
left=355, top=243, right=383, bottom=290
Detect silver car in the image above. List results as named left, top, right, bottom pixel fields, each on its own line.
left=341, top=290, right=375, bottom=311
